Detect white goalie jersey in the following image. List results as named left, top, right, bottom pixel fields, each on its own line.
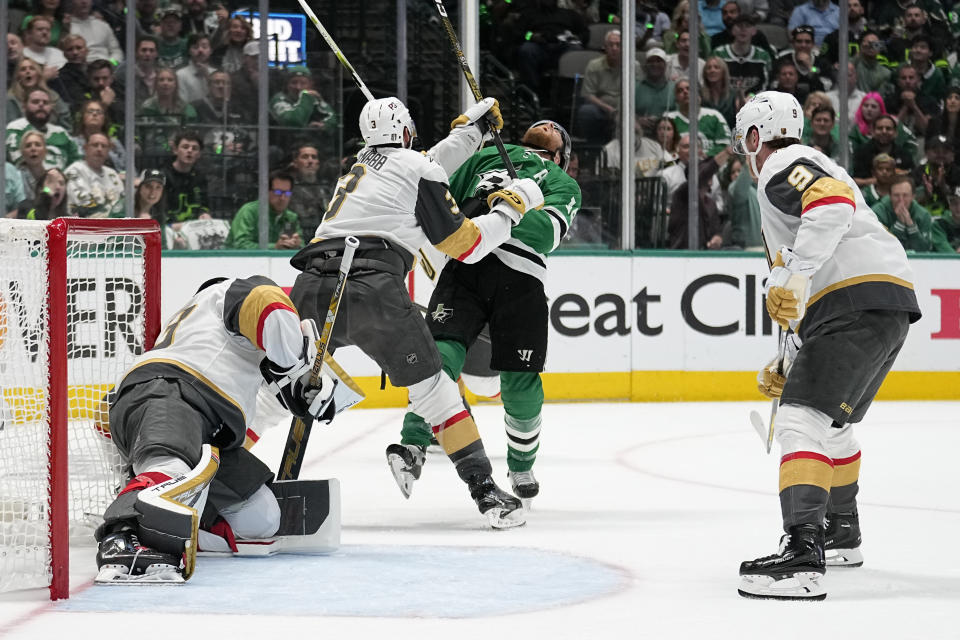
left=115, top=276, right=307, bottom=449
left=757, top=144, right=921, bottom=336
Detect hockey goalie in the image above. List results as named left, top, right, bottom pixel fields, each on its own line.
left=94, top=275, right=363, bottom=584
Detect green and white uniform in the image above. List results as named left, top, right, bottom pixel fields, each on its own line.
left=403, top=144, right=581, bottom=474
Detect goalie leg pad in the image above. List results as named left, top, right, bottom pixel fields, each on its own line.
left=218, top=484, right=281, bottom=539
left=135, top=444, right=221, bottom=580
left=200, top=480, right=341, bottom=556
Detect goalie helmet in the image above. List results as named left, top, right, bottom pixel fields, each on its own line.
left=359, top=97, right=417, bottom=148
left=529, top=119, right=572, bottom=172
left=733, top=91, right=804, bottom=155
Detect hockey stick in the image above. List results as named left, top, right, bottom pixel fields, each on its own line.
left=295, top=0, right=375, bottom=102
left=278, top=235, right=360, bottom=481
left=429, top=0, right=518, bottom=179
left=749, top=329, right=789, bottom=454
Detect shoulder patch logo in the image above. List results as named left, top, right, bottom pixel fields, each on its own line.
left=431, top=304, right=453, bottom=323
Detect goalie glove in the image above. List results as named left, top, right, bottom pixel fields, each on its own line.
left=260, top=319, right=319, bottom=419
left=450, top=97, right=503, bottom=133
left=486, top=177, right=544, bottom=225
left=756, top=333, right=801, bottom=399
left=765, top=248, right=817, bottom=330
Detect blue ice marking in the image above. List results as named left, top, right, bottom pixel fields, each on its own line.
left=60, top=544, right=627, bottom=617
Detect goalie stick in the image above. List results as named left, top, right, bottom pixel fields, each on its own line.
left=429, top=0, right=518, bottom=179
left=295, top=0, right=374, bottom=102
left=749, top=329, right=789, bottom=454
left=278, top=235, right=360, bottom=481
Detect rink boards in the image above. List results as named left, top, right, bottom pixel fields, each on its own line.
left=160, top=252, right=960, bottom=404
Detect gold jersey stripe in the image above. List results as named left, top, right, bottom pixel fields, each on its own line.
left=435, top=414, right=482, bottom=454
left=435, top=218, right=482, bottom=260
left=831, top=458, right=861, bottom=487
left=808, top=274, right=915, bottom=307
left=238, top=285, right=297, bottom=348
left=800, top=177, right=854, bottom=211
left=779, top=457, right=834, bottom=493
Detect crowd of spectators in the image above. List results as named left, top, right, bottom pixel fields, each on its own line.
left=4, top=0, right=340, bottom=249
left=482, top=0, right=960, bottom=252
left=3, top=0, right=960, bottom=254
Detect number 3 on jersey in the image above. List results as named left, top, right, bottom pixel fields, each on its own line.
left=787, top=165, right=814, bottom=191
left=325, top=165, right=367, bottom=220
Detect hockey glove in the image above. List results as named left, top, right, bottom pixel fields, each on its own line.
left=260, top=319, right=319, bottom=418
left=450, top=97, right=503, bottom=132
left=756, top=333, right=801, bottom=399
left=486, top=177, right=545, bottom=225
left=765, top=248, right=816, bottom=330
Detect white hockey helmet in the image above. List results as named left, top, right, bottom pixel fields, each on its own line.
left=359, top=97, right=417, bottom=147
left=733, top=91, right=804, bottom=155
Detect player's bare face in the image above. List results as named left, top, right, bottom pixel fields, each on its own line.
left=744, top=128, right=761, bottom=180
left=521, top=125, right=562, bottom=165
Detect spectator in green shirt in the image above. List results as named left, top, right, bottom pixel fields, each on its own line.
left=870, top=175, right=937, bottom=252
left=226, top=171, right=304, bottom=250
left=934, top=185, right=960, bottom=253
left=635, top=48, right=674, bottom=138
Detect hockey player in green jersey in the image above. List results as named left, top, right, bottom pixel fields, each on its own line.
left=390, top=120, right=581, bottom=508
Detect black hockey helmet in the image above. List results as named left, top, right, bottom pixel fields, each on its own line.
left=529, top=119, right=572, bottom=172
left=196, top=277, right=228, bottom=293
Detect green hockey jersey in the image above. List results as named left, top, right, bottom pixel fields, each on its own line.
left=448, top=144, right=581, bottom=281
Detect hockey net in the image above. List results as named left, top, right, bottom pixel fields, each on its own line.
left=0, top=218, right=160, bottom=600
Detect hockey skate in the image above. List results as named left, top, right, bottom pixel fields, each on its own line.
left=95, top=529, right=184, bottom=584
left=386, top=443, right=426, bottom=498
left=468, top=474, right=526, bottom=529
left=738, top=523, right=827, bottom=601
left=824, top=510, right=863, bottom=567
left=508, top=470, right=539, bottom=510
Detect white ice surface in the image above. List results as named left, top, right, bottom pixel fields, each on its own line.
left=1, top=401, right=958, bottom=639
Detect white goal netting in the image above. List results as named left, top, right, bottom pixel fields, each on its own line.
left=0, top=220, right=152, bottom=593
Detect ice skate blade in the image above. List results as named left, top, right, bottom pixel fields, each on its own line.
left=484, top=507, right=526, bottom=529
left=738, top=572, right=826, bottom=600
left=386, top=453, right=414, bottom=499
left=95, top=564, right=184, bottom=585
left=520, top=497, right=533, bottom=511
left=826, top=547, right=863, bottom=567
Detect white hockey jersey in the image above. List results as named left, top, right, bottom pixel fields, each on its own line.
left=757, top=144, right=921, bottom=336
left=314, top=125, right=515, bottom=265
left=115, top=276, right=306, bottom=449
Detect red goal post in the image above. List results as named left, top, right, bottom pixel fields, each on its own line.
left=0, top=218, right=161, bottom=600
